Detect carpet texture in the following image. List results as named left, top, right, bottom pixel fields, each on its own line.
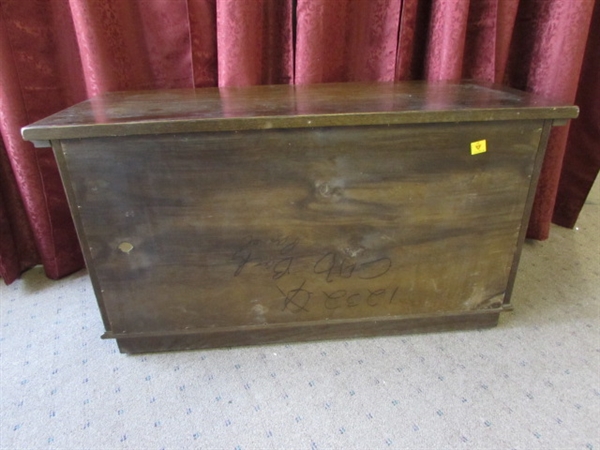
left=1, top=181, right=598, bottom=450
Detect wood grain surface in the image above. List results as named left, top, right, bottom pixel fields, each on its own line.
left=58, top=119, right=543, bottom=339
left=22, top=81, right=577, bottom=142
left=27, top=81, right=577, bottom=352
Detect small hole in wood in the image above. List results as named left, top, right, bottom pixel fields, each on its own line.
left=118, top=242, right=134, bottom=254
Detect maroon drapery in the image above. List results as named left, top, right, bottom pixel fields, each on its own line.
left=553, top=0, right=600, bottom=229
left=1, top=0, right=598, bottom=284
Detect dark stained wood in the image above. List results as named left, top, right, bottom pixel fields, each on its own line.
left=22, top=81, right=578, bottom=353
left=112, top=311, right=501, bottom=354
left=22, top=81, right=578, bottom=142
left=58, top=121, right=537, bottom=332
left=503, top=120, right=555, bottom=308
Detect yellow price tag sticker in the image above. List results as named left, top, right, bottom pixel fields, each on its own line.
left=471, top=139, right=487, bottom=155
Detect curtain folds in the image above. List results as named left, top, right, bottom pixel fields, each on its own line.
left=0, top=0, right=597, bottom=284
left=295, top=0, right=402, bottom=83
left=553, top=0, right=600, bottom=229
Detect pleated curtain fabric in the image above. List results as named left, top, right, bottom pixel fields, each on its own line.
left=0, top=0, right=597, bottom=284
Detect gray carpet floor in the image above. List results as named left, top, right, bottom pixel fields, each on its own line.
left=2, top=180, right=599, bottom=450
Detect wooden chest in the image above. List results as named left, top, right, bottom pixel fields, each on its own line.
left=22, top=82, right=577, bottom=353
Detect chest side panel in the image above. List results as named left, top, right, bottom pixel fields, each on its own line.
left=58, top=120, right=543, bottom=334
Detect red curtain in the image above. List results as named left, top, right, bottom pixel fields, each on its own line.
left=0, top=0, right=597, bottom=284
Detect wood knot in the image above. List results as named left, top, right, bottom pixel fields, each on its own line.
left=315, top=180, right=344, bottom=201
